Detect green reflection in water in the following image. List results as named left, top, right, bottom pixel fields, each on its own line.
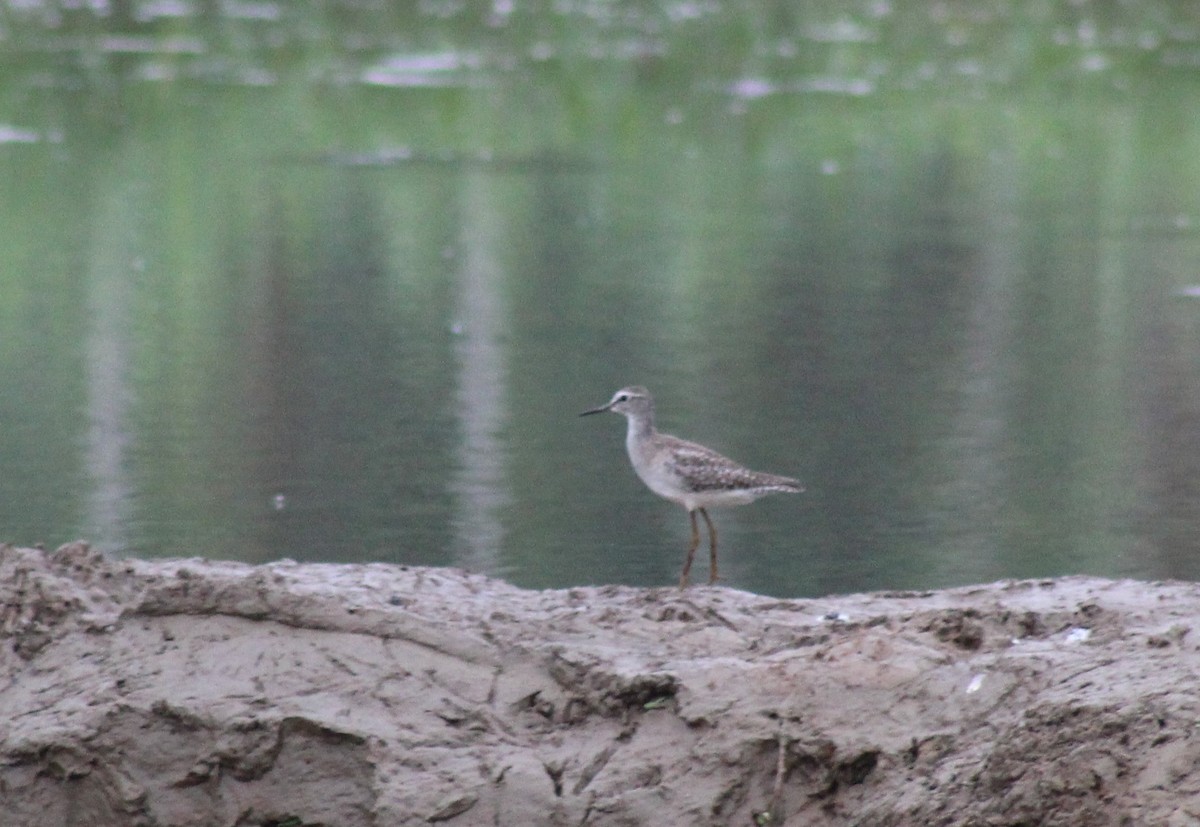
left=3, top=4, right=1200, bottom=597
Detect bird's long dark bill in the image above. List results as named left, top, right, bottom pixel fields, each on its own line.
left=579, top=404, right=610, bottom=417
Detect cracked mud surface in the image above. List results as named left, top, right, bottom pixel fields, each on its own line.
left=3, top=542, right=1200, bottom=826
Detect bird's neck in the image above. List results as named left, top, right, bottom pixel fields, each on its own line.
left=624, top=411, right=656, bottom=447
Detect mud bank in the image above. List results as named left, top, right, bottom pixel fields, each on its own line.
left=2, top=542, right=1200, bottom=826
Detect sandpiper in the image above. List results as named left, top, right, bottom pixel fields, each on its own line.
left=581, top=386, right=803, bottom=588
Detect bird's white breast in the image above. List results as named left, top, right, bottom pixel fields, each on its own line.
left=625, top=420, right=687, bottom=503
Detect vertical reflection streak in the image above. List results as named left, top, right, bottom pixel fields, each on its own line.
left=449, top=170, right=510, bottom=573
left=83, top=186, right=137, bottom=556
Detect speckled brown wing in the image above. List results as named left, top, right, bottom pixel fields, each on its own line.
left=659, top=435, right=802, bottom=494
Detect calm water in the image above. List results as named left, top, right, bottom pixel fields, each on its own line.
left=4, top=4, right=1200, bottom=597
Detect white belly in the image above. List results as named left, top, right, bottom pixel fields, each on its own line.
left=625, top=424, right=760, bottom=511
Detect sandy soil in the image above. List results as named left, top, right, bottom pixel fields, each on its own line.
left=3, top=542, right=1200, bottom=826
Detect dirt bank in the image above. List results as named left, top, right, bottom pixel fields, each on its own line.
left=2, top=542, right=1200, bottom=826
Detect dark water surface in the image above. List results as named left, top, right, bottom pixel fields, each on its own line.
left=4, top=4, right=1200, bottom=597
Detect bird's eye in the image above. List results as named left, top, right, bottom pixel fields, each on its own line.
left=616, top=394, right=628, bottom=402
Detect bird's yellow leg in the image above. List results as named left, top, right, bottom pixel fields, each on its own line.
left=680, top=510, right=700, bottom=589
left=700, top=507, right=718, bottom=584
